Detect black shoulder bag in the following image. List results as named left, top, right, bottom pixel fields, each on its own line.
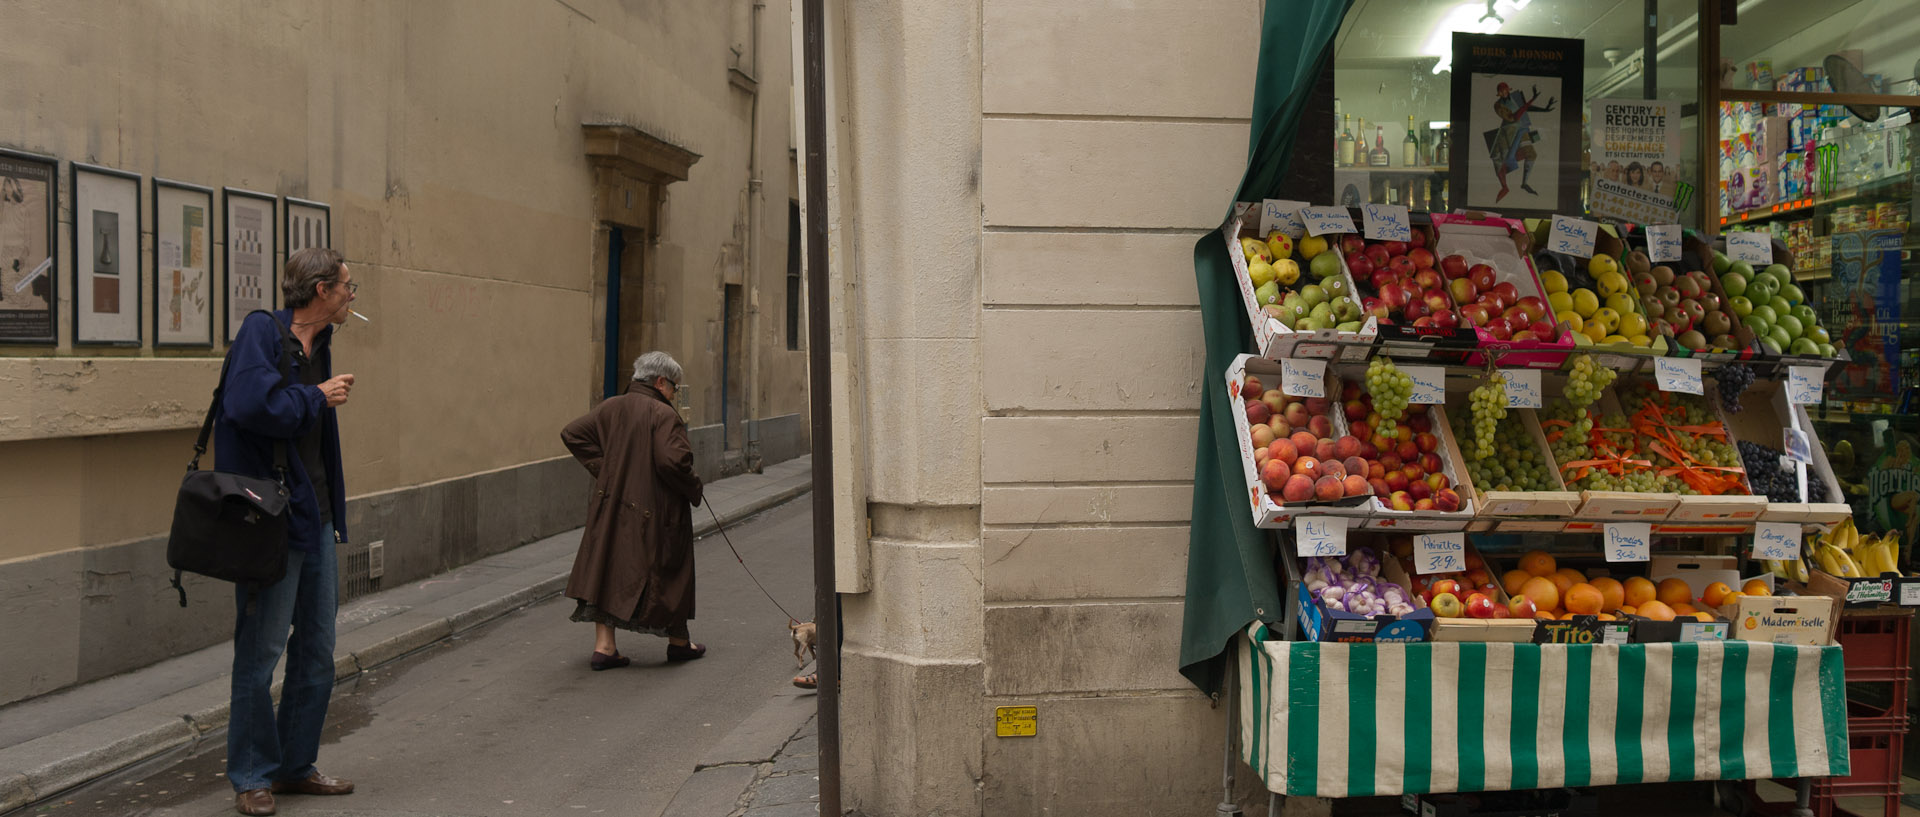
left=166, top=311, right=301, bottom=606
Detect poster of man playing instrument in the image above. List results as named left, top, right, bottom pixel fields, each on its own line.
left=1450, top=33, right=1584, bottom=218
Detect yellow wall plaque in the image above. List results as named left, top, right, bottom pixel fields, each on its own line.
left=994, top=706, right=1038, bottom=737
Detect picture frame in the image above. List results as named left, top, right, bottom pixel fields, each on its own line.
left=1448, top=33, right=1586, bottom=219
left=0, top=148, right=59, bottom=345
left=284, top=197, right=331, bottom=256
left=222, top=187, right=276, bottom=341
left=72, top=163, right=143, bottom=347
left=153, top=178, right=216, bottom=348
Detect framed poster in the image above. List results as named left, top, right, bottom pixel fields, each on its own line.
left=1589, top=98, right=1686, bottom=224
left=154, top=179, right=215, bottom=347
left=0, top=149, right=58, bottom=344
left=284, top=197, right=330, bottom=255
left=72, top=163, right=143, bottom=346
left=223, top=187, right=276, bottom=341
left=1449, top=33, right=1585, bottom=218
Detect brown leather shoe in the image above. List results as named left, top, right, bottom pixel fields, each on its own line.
left=270, top=771, right=355, bottom=795
left=235, top=788, right=276, bottom=815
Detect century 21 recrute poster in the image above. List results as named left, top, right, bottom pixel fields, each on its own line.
left=1590, top=98, right=1687, bottom=224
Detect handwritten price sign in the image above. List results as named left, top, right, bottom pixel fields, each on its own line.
left=1726, top=231, right=1774, bottom=265
left=1300, top=206, right=1357, bottom=237
left=1605, top=523, right=1652, bottom=562
left=1753, top=521, right=1801, bottom=561
left=1503, top=369, right=1543, bottom=409
left=1404, top=365, right=1446, bottom=405
left=1547, top=215, right=1599, bottom=257
left=1786, top=366, right=1824, bottom=405
left=1362, top=204, right=1412, bottom=242
left=1296, top=516, right=1349, bottom=557
left=1414, top=533, right=1467, bottom=575
left=1281, top=358, right=1327, bottom=398
left=1648, top=224, right=1684, bottom=263
left=1655, top=357, right=1704, bottom=395
left=1261, top=199, right=1308, bottom=239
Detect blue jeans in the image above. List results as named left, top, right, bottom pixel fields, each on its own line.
left=227, top=523, right=338, bottom=792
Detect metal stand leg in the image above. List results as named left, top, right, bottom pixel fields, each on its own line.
left=1218, top=669, right=1245, bottom=816
left=1789, top=778, right=1814, bottom=817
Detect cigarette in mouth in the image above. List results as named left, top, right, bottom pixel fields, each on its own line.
left=350, top=310, right=370, bottom=322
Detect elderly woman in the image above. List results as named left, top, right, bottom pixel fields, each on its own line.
left=561, top=351, right=707, bottom=669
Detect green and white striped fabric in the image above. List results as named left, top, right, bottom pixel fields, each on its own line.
left=1236, top=626, right=1850, bottom=798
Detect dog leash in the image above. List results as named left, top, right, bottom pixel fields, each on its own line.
left=706, top=503, right=804, bottom=623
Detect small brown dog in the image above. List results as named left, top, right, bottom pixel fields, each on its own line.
left=789, top=620, right=817, bottom=667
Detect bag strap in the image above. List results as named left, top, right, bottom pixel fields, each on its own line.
left=189, top=310, right=300, bottom=472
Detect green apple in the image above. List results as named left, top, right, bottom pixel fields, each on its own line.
left=1763, top=264, right=1791, bottom=286
left=1780, top=283, right=1804, bottom=305
left=1774, top=314, right=1803, bottom=339
left=1791, top=305, right=1817, bottom=327
left=1713, top=252, right=1732, bottom=273
left=1729, top=260, right=1754, bottom=280
left=1721, top=272, right=1748, bottom=297
left=1768, top=296, right=1793, bottom=317
left=1750, top=304, right=1777, bottom=325
left=1808, top=325, right=1831, bottom=344
left=1818, top=343, right=1836, bottom=357
left=1745, top=314, right=1772, bottom=337
left=1729, top=296, right=1754, bottom=317
left=1768, top=325, right=1792, bottom=350
left=1790, top=337, right=1819, bottom=355
left=1759, top=336, right=1784, bottom=355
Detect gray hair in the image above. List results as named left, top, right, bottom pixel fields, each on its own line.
left=631, top=351, right=684, bottom=386
left=283, top=248, right=345, bottom=309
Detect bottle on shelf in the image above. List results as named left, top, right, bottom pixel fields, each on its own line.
left=1404, top=115, right=1419, bottom=167
left=1435, top=126, right=1453, bottom=169
left=1369, top=125, right=1391, bottom=167
left=1338, top=114, right=1356, bottom=168
left=1355, top=118, right=1368, bottom=166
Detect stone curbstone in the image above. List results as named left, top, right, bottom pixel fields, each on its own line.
left=349, top=619, right=453, bottom=672
left=0, top=716, right=194, bottom=812
left=445, top=585, right=539, bottom=634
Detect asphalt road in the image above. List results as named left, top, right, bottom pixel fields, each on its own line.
left=36, top=500, right=817, bottom=817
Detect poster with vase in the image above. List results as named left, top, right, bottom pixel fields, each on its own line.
left=154, top=179, right=214, bottom=347
left=0, top=149, right=57, bottom=344
left=223, top=188, right=275, bottom=341
left=72, top=163, right=143, bottom=346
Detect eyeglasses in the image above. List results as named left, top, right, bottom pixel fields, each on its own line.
left=337, top=281, right=359, bottom=295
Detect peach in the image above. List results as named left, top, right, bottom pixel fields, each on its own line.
left=1371, top=432, right=1394, bottom=453
left=1358, top=441, right=1380, bottom=459
left=1314, top=439, right=1336, bottom=462
left=1283, top=403, right=1310, bottom=428
left=1367, top=461, right=1386, bottom=480
left=1416, top=432, right=1439, bottom=453
left=1314, top=475, right=1344, bottom=501
left=1342, top=474, right=1371, bottom=497
left=1342, top=382, right=1362, bottom=401
left=1308, top=416, right=1334, bottom=439
left=1385, top=472, right=1410, bottom=493
left=1241, top=375, right=1263, bottom=398
left=1380, top=453, right=1403, bottom=471
left=1319, top=459, right=1347, bottom=480
left=1414, top=498, right=1437, bottom=511
left=1402, top=464, right=1425, bottom=482
left=1247, top=401, right=1272, bottom=425
left=1262, top=391, right=1287, bottom=417
left=1426, top=473, right=1450, bottom=492
left=1420, top=453, right=1444, bottom=474
left=1281, top=474, right=1316, bottom=503
left=1250, top=424, right=1276, bottom=449
left=1395, top=440, right=1420, bottom=461
left=1388, top=490, right=1414, bottom=511
left=1344, top=400, right=1368, bottom=421
left=1255, top=448, right=1271, bottom=468
left=1290, top=431, right=1318, bottom=452
left=1368, top=477, right=1392, bottom=497
left=1342, top=456, right=1367, bottom=477
left=1268, top=438, right=1299, bottom=465
left=1408, top=480, right=1432, bottom=501
left=1269, top=416, right=1291, bottom=437
left=1261, top=459, right=1290, bottom=491
left=1304, top=397, right=1331, bottom=415
left=1395, top=425, right=1414, bottom=444
left=1334, top=435, right=1363, bottom=460
left=1293, top=456, right=1320, bottom=478
left=1350, top=420, right=1372, bottom=441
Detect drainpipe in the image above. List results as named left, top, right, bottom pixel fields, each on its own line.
left=744, top=0, right=767, bottom=472
left=801, top=0, right=840, bottom=811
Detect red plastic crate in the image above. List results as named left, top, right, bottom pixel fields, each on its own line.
left=1808, top=730, right=1904, bottom=817
left=1836, top=615, right=1911, bottom=677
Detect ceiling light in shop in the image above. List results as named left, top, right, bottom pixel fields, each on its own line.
left=1423, top=0, right=1531, bottom=75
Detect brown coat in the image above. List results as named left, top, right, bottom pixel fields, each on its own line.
left=561, top=384, right=704, bottom=630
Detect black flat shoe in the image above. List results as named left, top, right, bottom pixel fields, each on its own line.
left=590, top=651, right=630, bottom=671
left=666, top=642, right=707, bottom=662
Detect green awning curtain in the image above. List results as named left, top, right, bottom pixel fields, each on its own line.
left=1179, top=0, right=1355, bottom=695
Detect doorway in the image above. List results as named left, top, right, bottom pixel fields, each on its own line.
left=603, top=225, right=649, bottom=399
left=721, top=283, right=744, bottom=448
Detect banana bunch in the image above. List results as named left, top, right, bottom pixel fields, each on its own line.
left=1763, top=557, right=1812, bottom=583
left=1857, top=532, right=1903, bottom=577
left=1808, top=517, right=1904, bottom=578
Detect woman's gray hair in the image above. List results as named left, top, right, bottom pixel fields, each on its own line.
left=631, top=351, right=684, bottom=386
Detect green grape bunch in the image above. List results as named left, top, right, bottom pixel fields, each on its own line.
left=1365, top=357, right=1414, bottom=437
left=1452, top=408, right=1551, bottom=491
left=1467, top=373, right=1508, bottom=462
left=1563, top=353, right=1616, bottom=409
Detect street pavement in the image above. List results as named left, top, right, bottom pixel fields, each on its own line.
left=18, top=499, right=820, bottom=817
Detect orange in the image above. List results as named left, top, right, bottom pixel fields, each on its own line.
left=1623, top=576, right=1657, bottom=607
left=1619, top=604, right=1638, bottom=616
left=1693, top=611, right=1717, bottom=622
left=1520, top=576, right=1560, bottom=614
left=1656, top=578, right=1692, bottom=606
left=1501, top=569, right=1533, bottom=596
left=1519, top=550, right=1557, bottom=577
left=1556, top=567, right=1589, bottom=585
left=1722, top=590, right=1747, bottom=606
left=1535, top=611, right=1557, bottom=620
left=1589, top=577, right=1626, bottom=612
left=1547, top=572, right=1577, bottom=596
left=1564, top=583, right=1604, bottom=615
left=1701, top=582, right=1734, bottom=608
left=1638, top=600, right=1676, bottom=621
left=1597, top=613, right=1617, bottom=621
left=1671, top=602, right=1698, bottom=616
left=1742, top=579, right=1769, bottom=596
left=1562, top=612, right=1580, bottom=620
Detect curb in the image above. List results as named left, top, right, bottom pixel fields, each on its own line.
left=0, top=481, right=811, bottom=815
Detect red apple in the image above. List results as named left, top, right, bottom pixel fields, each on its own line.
left=1388, top=256, right=1417, bottom=277
left=1409, top=247, right=1436, bottom=269
left=1379, top=282, right=1411, bottom=310
left=1362, top=297, right=1390, bottom=322
left=1469, top=264, right=1497, bottom=292
left=1410, top=230, right=1428, bottom=249
left=1382, top=241, right=1409, bottom=258
left=1467, top=595, right=1497, bottom=619
left=1370, top=269, right=1400, bottom=291
left=1481, top=291, right=1509, bottom=314
left=1528, top=320, right=1557, bottom=338
left=1340, top=235, right=1366, bottom=255
left=1364, top=244, right=1392, bottom=267
left=1512, top=330, right=1537, bottom=343
left=1414, top=268, right=1444, bottom=292
left=1459, top=302, right=1491, bottom=327
left=1430, top=309, right=1460, bottom=331
left=1441, top=254, right=1470, bottom=279
left=1431, top=592, right=1463, bottom=618
left=1508, top=596, right=1537, bottom=618
left=1404, top=297, right=1430, bottom=321
left=1503, top=311, right=1533, bottom=336
left=1413, top=316, right=1436, bottom=329
left=1516, top=296, right=1549, bottom=323
left=1491, top=281, right=1520, bottom=305
left=1448, top=277, right=1478, bottom=305
left=1348, top=253, right=1375, bottom=279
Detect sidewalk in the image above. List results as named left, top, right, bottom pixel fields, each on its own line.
left=0, top=456, right=813, bottom=814
left=658, top=663, right=822, bottom=817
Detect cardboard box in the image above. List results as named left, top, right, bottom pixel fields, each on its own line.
left=1658, top=232, right=1760, bottom=362
left=1526, top=223, right=1669, bottom=361
left=1807, top=569, right=1904, bottom=609
left=1362, top=403, right=1476, bottom=531
left=1718, top=594, right=1841, bottom=645
left=1440, top=392, right=1581, bottom=520
left=1431, top=213, right=1576, bottom=369
left=1222, top=211, right=1378, bottom=363
left=1328, top=215, right=1478, bottom=363
left=1649, top=555, right=1744, bottom=598
left=1716, top=379, right=1850, bottom=523
left=1628, top=614, right=1731, bottom=643
left=1226, top=354, right=1372, bottom=529
left=1297, top=552, right=1435, bottom=642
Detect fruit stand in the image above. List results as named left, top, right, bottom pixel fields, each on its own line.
left=1215, top=205, right=1915, bottom=816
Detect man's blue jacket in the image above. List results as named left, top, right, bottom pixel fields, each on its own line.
left=213, top=309, right=346, bottom=553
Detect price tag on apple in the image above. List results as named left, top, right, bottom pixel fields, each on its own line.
left=1362, top=203, right=1412, bottom=243
left=1753, top=521, right=1801, bottom=561
left=1403, top=365, right=1446, bottom=405
left=1502, top=369, right=1543, bottom=408
left=1654, top=356, right=1704, bottom=395
left=1604, top=522, right=1652, bottom=562
left=1648, top=224, right=1684, bottom=263
left=1261, top=199, right=1309, bottom=238
left=1414, top=532, right=1467, bottom=575
left=1786, top=366, right=1824, bottom=405
left=1547, top=215, right=1599, bottom=257
left=1783, top=428, right=1813, bottom=465
left=1280, top=358, right=1326, bottom=398
left=1300, top=206, right=1357, bottom=237
left=1295, top=516, right=1348, bottom=557
left=1726, top=231, right=1774, bottom=265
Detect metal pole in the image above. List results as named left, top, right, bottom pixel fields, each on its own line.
left=1217, top=668, right=1244, bottom=817
left=800, top=0, right=842, bottom=813
left=1643, top=0, right=1658, bottom=100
